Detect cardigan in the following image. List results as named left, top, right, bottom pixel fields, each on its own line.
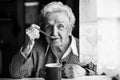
left=10, top=36, right=96, bottom=78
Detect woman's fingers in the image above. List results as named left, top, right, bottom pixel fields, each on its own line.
left=31, top=24, right=40, bottom=30
left=62, top=64, right=86, bottom=78
left=26, top=24, right=40, bottom=41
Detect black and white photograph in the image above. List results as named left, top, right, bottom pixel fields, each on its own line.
left=0, top=0, right=119, bottom=80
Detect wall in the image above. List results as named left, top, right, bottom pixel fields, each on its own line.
left=0, top=0, right=24, bottom=77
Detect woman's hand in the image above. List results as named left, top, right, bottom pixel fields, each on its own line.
left=62, top=64, right=86, bottom=78
left=26, top=24, right=40, bottom=44
left=22, top=24, right=40, bottom=57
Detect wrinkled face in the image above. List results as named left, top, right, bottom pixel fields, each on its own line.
left=44, top=12, right=72, bottom=47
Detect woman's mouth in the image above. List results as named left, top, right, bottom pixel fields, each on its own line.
left=50, top=36, right=59, bottom=41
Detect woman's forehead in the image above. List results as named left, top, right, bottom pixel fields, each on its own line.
left=46, top=12, right=69, bottom=24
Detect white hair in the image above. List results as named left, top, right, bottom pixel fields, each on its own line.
left=41, top=1, right=75, bottom=28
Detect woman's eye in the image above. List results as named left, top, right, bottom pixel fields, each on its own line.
left=57, top=24, right=64, bottom=30
left=45, top=25, right=53, bottom=30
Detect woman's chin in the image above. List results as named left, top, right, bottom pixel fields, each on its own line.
left=49, top=42, right=62, bottom=47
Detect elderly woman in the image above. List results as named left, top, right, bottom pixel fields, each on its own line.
left=10, top=1, right=95, bottom=79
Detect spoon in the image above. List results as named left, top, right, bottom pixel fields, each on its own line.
left=32, top=24, right=52, bottom=39
left=39, top=29, right=53, bottom=39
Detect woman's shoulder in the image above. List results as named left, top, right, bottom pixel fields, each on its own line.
left=73, top=37, right=79, bottom=53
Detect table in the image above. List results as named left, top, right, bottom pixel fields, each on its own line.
left=0, top=75, right=112, bottom=80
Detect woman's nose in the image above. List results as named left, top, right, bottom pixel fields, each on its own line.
left=51, top=26, right=58, bottom=36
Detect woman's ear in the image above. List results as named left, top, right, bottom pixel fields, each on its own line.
left=69, top=31, right=72, bottom=36
left=68, top=27, right=73, bottom=36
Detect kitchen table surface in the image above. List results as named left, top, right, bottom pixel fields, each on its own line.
left=0, top=75, right=112, bottom=80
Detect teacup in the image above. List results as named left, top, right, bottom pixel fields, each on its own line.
left=45, top=63, right=62, bottom=80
